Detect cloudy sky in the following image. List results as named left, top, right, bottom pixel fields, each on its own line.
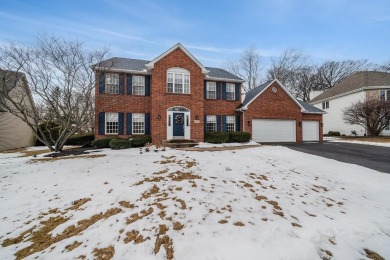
left=0, top=0, right=389, bottom=68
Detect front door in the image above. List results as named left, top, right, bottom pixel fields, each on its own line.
left=173, top=112, right=185, bottom=138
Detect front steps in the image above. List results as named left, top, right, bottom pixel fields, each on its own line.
left=162, top=139, right=199, bottom=148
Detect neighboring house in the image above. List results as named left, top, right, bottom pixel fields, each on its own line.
left=310, top=71, right=390, bottom=136
left=0, top=70, right=36, bottom=151
left=93, top=43, right=324, bottom=143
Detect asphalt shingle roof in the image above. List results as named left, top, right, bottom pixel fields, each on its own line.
left=95, top=58, right=243, bottom=81
left=239, top=80, right=324, bottom=114
left=310, top=71, right=390, bottom=103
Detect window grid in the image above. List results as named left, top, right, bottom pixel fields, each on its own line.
left=225, top=116, right=235, bottom=132
left=206, top=115, right=217, bottom=132
left=226, top=83, right=235, bottom=100
left=322, top=101, right=329, bottom=109
left=167, top=69, right=190, bottom=94
left=105, top=113, right=118, bottom=134
left=132, top=76, right=145, bottom=95
left=207, top=82, right=216, bottom=99
left=380, top=89, right=390, bottom=100
left=132, top=113, right=145, bottom=134
left=105, top=74, right=119, bottom=94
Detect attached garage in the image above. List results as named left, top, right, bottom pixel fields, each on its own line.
left=252, top=119, right=296, bottom=143
left=302, top=121, right=319, bottom=141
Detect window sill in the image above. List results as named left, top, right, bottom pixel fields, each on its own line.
left=166, top=93, right=191, bottom=96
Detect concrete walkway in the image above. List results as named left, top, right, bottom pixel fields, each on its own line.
left=176, top=144, right=262, bottom=152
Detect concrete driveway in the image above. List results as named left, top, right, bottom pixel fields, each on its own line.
left=283, top=142, right=390, bottom=173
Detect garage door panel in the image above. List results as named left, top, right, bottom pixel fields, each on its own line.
left=302, top=121, right=319, bottom=141
left=252, top=119, right=296, bottom=142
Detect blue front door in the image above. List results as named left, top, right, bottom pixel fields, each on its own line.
left=173, top=113, right=185, bottom=137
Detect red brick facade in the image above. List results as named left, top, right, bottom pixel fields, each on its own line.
left=94, top=47, right=242, bottom=143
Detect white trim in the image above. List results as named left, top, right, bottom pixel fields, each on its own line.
left=132, top=113, right=145, bottom=135
left=146, top=43, right=209, bottom=74
left=243, top=79, right=305, bottom=111
left=310, top=85, right=390, bottom=105
left=167, top=68, right=190, bottom=94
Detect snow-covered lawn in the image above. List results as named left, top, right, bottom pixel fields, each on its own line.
left=325, top=136, right=390, bottom=147
left=1, top=146, right=390, bottom=260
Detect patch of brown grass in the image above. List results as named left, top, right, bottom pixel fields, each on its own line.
left=173, top=222, right=184, bottom=231
left=255, top=195, right=268, bottom=201
left=66, top=198, right=91, bottom=211
left=364, top=249, right=385, bottom=260
left=273, top=210, right=284, bottom=217
left=126, top=208, right=154, bottom=225
left=168, top=171, right=201, bottom=181
left=92, top=246, right=115, bottom=260
left=141, top=185, right=160, bottom=200
left=119, top=201, right=135, bottom=209
left=124, top=230, right=150, bottom=244
left=154, top=235, right=174, bottom=260
left=175, top=198, right=186, bottom=209
left=267, top=200, right=282, bottom=210
left=1, top=226, right=37, bottom=247
left=233, top=221, right=245, bottom=226
left=29, top=154, right=105, bottom=163
left=159, top=224, right=168, bottom=235
left=64, top=241, right=82, bottom=252
left=291, top=222, right=302, bottom=228
left=305, top=211, right=316, bottom=217
left=218, top=220, right=228, bottom=224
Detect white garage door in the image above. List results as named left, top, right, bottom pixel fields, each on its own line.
left=252, top=119, right=296, bottom=142
left=302, top=121, right=319, bottom=141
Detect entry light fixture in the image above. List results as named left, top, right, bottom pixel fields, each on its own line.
left=247, top=121, right=251, bottom=126
left=298, top=121, right=302, bottom=127
left=195, top=115, right=199, bottom=120
left=157, top=114, right=161, bottom=119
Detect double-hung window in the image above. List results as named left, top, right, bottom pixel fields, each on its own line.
left=322, top=101, right=329, bottom=109
left=226, top=83, right=235, bottom=100
left=225, top=116, right=235, bottom=132
left=105, top=74, right=119, bottom=94
left=105, top=113, right=118, bottom=134
left=206, top=115, right=217, bottom=132
left=167, top=68, right=190, bottom=94
left=207, top=82, right=216, bottom=99
left=380, top=90, right=390, bottom=101
left=132, top=113, right=145, bottom=134
left=132, top=76, right=145, bottom=95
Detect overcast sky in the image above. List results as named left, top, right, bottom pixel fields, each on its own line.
left=1, top=0, right=389, bottom=68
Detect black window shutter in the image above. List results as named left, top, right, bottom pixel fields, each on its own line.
left=204, top=81, right=207, bottom=99
left=235, top=115, right=240, bottom=131
left=119, top=74, right=125, bottom=94
left=98, top=72, right=105, bottom=94
left=127, top=75, right=132, bottom=95
left=222, top=82, right=227, bottom=100
left=118, top=112, right=124, bottom=134
left=126, top=113, right=132, bottom=135
left=222, top=115, right=227, bottom=131
left=216, top=82, right=221, bottom=100
left=98, top=112, right=105, bottom=135
left=204, top=115, right=207, bottom=133
left=145, top=113, right=150, bottom=135
left=235, top=83, right=240, bottom=101
left=217, top=115, right=222, bottom=131
left=145, top=76, right=151, bottom=96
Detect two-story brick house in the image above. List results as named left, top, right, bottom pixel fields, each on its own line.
left=94, top=43, right=324, bottom=143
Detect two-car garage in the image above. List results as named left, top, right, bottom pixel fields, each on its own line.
left=251, top=119, right=320, bottom=143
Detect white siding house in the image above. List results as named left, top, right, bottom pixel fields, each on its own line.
left=310, top=71, right=390, bottom=136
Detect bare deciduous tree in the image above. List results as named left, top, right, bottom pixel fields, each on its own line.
left=0, top=35, right=109, bottom=151
left=343, top=97, right=390, bottom=136
left=267, top=48, right=307, bottom=86
left=224, top=46, right=262, bottom=92
left=316, top=60, right=371, bottom=90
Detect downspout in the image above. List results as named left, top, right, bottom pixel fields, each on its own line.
left=242, top=110, right=245, bottom=132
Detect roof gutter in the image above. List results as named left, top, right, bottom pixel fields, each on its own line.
left=206, top=76, right=245, bottom=83
left=92, top=67, right=151, bottom=75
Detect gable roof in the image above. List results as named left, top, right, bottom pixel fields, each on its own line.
left=93, top=44, right=244, bottom=81
left=310, top=71, right=390, bottom=104
left=146, top=43, right=209, bottom=74
left=0, top=70, right=26, bottom=92
left=238, top=79, right=325, bottom=114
